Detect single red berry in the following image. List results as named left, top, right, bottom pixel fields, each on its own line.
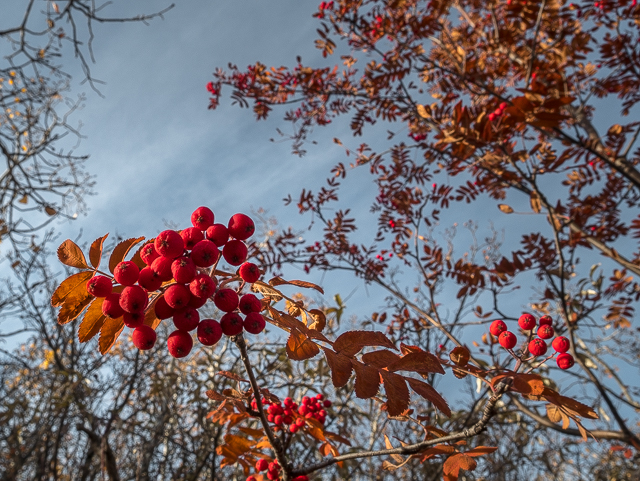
left=164, top=284, right=191, bottom=309
left=556, top=352, right=575, bottom=369
left=180, top=227, right=204, bottom=250
left=138, top=267, right=163, bottom=291
left=302, top=396, right=310, bottom=405
left=246, top=476, right=257, bottom=481
left=191, top=240, right=219, bottom=267
left=289, top=424, right=299, bottom=433
left=489, top=320, right=507, bottom=336
left=197, top=319, right=223, bottom=346
left=243, top=312, right=266, bottom=334
left=102, top=293, right=124, bottom=319
left=214, top=288, right=239, bottom=312
left=171, top=256, right=197, bottom=284
left=518, top=313, right=536, bottom=330
left=292, top=476, right=309, bottom=481
left=239, top=262, right=261, bottom=283
left=190, top=273, right=216, bottom=299
left=86, top=276, right=112, bottom=297
left=239, top=293, right=261, bottom=314
left=173, top=307, right=200, bottom=331
left=119, top=285, right=148, bottom=313
left=154, top=230, right=185, bottom=259
left=267, top=471, right=279, bottom=481
left=123, top=311, right=145, bottom=328
left=537, top=325, right=555, bottom=339
left=488, top=112, right=496, bottom=121
left=316, top=393, right=324, bottom=400
left=188, top=294, right=208, bottom=308
left=255, top=459, right=269, bottom=472
left=283, top=415, right=293, bottom=424
left=114, top=261, right=139, bottom=286
left=268, top=461, right=280, bottom=472
left=140, top=242, right=160, bottom=266
left=154, top=295, right=174, bottom=320
left=274, top=415, right=283, bottom=425
left=539, top=315, right=553, bottom=326
left=220, top=312, right=244, bottom=336
left=552, top=336, right=570, bottom=353
left=222, top=240, right=248, bottom=266
left=323, top=399, right=332, bottom=408
left=151, top=256, right=174, bottom=282
left=499, top=102, right=508, bottom=110
left=191, top=206, right=215, bottom=230
left=167, top=330, right=193, bottom=358
left=498, top=331, right=517, bottom=349
left=528, top=338, right=548, bottom=357
left=296, top=417, right=305, bottom=427
left=298, top=405, right=308, bottom=415
left=206, top=223, right=229, bottom=246
left=228, top=213, right=255, bottom=240
left=132, top=325, right=156, bottom=350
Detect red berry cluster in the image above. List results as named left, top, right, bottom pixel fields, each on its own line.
left=487, top=102, right=508, bottom=122
left=246, top=395, right=331, bottom=480
left=489, top=314, right=575, bottom=370
left=85, top=207, right=265, bottom=357
left=252, top=394, right=332, bottom=434
left=249, top=459, right=309, bottom=481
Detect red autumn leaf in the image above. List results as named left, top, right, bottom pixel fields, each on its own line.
left=57, top=239, right=89, bottom=269
left=386, top=351, right=445, bottom=375
left=351, top=360, right=381, bottom=399
left=89, top=233, right=109, bottom=269
left=334, top=330, right=396, bottom=357
left=323, top=347, right=353, bottom=388
left=406, top=378, right=451, bottom=417
left=98, top=315, right=124, bottom=354
left=286, top=327, right=320, bottom=360
left=269, top=275, right=324, bottom=294
left=51, top=271, right=93, bottom=307
left=380, top=370, right=410, bottom=417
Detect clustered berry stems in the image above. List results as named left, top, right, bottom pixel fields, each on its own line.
left=233, top=333, right=293, bottom=481
left=290, top=379, right=513, bottom=478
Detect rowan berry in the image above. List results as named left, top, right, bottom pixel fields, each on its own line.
left=292, top=476, right=309, bottom=481
left=123, top=311, right=144, bottom=328
left=220, top=312, right=244, bottom=336
left=132, top=325, right=157, bottom=350
left=498, top=331, right=517, bottom=349
left=119, top=285, right=148, bottom=313
left=539, top=315, right=553, bottom=326
left=114, top=261, right=139, bottom=286
left=296, top=417, right=305, bottom=427
left=274, top=415, right=283, bottom=425
left=171, top=256, right=197, bottom=284
left=206, top=223, right=229, bottom=246
left=289, top=424, right=299, bottom=433
left=228, top=213, right=255, bottom=240
left=154, top=295, right=175, bottom=320
left=191, top=206, right=215, bottom=230
left=222, top=239, right=248, bottom=266
left=180, top=226, right=204, bottom=249
left=173, top=307, right=200, bottom=331
left=528, top=338, right=548, bottom=357
left=151, top=256, right=174, bottom=282
left=214, top=288, right=239, bottom=312
left=190, top=273, right=216, bottom=298
left=239, top=262, right=261, bottom=283
left=167, top=330, right=193, bottom=358
left=154, top=230, right=185, bottom=259
left=518, top=313, right=536, bottom=330
left=140, top=242, right=160, bottom=266
left=243, top=312, right=266, bottom=334
left=556, top=352, right=575, bottom=369
left=138, top=267, right=162, bottom=291
left=266, top=471, right=279, bottom=481
left=255, top=459, right=269, bottom=472
left=323, top=400, right=332, bottom=408
left=103, top=293, right=125, bottom=319
left=316, top=393, right=324, bottom=400
left=239, top=293, right=261, bottom=314
left=552, top=336, right=570, bottom=353
left=188, top=294, right=208, bottom=308
left=197, top=319, right=223, bottom=346
left=537, top=325, right=554, bottom=339
left=268, top=461, right=280, bottom=472
left=86, top=275, right=112, bottom=297
left=164, top=284, right=191, bottom=309
left=190, top=239, right=219, bottom=267
left=489, top=320, right=507, bottom=336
